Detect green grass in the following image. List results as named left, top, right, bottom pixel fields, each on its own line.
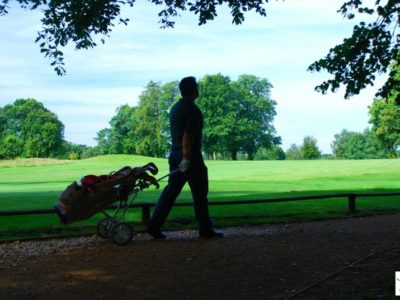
left=0, top=155, right=399, bottom=239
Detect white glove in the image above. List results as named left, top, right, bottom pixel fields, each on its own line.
left=179, top=158, right=190, bottom=173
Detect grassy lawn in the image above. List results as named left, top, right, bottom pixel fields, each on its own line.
left=0, top=155, right=399, bottom=239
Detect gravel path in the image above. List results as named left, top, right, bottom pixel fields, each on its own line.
left=1, top=214, right=400, bottom=299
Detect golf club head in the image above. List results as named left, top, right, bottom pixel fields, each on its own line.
left=142, top=162, right=158, bottom=175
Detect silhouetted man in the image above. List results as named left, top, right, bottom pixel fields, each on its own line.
left=147, top=76, right=223, bottom=239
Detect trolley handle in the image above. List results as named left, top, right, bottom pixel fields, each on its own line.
left=156, top=168, right=180, bottom=182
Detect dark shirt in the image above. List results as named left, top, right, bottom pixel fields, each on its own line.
left=170, top=98, right=203, bottom=153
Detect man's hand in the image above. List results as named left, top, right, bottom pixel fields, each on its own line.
left=179, top=159, right=190, bottom=173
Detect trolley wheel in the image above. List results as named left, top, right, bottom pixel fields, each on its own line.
left=111, top=222, right=133, bottom=245
left=96, top=217, right=115, bottom=239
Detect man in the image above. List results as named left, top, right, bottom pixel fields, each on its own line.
left=146, top=76, right=223, bottom=239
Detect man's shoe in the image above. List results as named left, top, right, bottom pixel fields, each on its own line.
left=146, top=226, right=167, bottom=239
left=199, top=228, right=224, bottom=238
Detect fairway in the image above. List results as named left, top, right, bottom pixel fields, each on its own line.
left=0, top=156, right=399, bottom=238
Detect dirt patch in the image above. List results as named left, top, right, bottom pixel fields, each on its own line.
left=1, top=214, right=400, bottom=299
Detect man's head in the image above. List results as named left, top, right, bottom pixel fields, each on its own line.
left=179, top=76, right=199, bottom=100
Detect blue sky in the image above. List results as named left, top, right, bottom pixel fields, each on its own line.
left=0, top=0, right=384, bottom=153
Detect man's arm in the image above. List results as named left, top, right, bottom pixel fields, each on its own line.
left=182, top=132, right=194, bottom=160
left=179, top=132, right=193, bottom=172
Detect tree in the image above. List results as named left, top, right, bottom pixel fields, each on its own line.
left=158, top=81, right=180, bottom=148
left=108, top=104, right=137, bottom=154
left=285, top=144, right=303, bottom=160
left=301, top=136, right=321, bottom=160
left=95, top=128, right=112, bottom=155
left=232, top=74, right=279, bottom=160
left=332, top=129, right=366, bottom=159
left=24, top=110, right=64, bottom=157
left=0, top=107, right=5, bottom=139
left=382, top=56, right=400, bottom=105
left=1, top=99, right=64, bottom=158
left=198, top=74, right=237, bottom=159
left=94, top=81, right=178, bottom=157
left=308, top=1, right=400, bottom=99
left=363, top=128, right=390, bottom=158
left=369, top=97, right=400, bottom=158
left=133, top=81, right=178, bottom=157
left=331, top=128, right=389, bottom=159
left=94, top=105, right=137, bottom=155
left=198, top=74, right=280, bottom=160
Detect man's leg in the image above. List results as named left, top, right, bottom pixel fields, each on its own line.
left=149, top=171, right=186, bottom=230
left=187, top=162, right=213, bottom=231
left=148, top=150, right=186, bottom=233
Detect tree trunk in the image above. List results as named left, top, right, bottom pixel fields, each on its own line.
left=231, top=150, right=237, bottom=160
left=247, top=152, right=254, bottom=160
left=212, top=152, right=216, bottom=160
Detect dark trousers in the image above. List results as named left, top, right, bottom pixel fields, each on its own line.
left=149, top=150, right=213, bottom=230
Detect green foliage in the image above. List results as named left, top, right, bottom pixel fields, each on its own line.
left=96, top=75, right=279, bottom=160
left=159, top=81, right=180, bottom=145
left=133, top=81, right=179, bottom=157
left=95, top=128, right=112, bottom=155
left=0, top=99, right=64, bottom=158
left=321, top=154, right=335, bottom=160
left=332, top=130, right=366, bottom=160
left=93, top=103, right=138, bottom=156
left=308, top=1, right=400, bottom=99
left=387, top=57, right=400, bottom=105
left=285, top=144, right=303, bottom=160
left=286, top=137, right=322, bottom=160
left=95, top=81, right=179, bottom=158
left=232, top=74, right=279, bottom=160
left=81, top=147, right=102, bottom=159
left=0, top=107, right=5, bottom=138
left=61, top=142, right=88, bottom=160
left=0, top=134, right=23, bottom=159
left=68, top=152, right=79, bottom=160
left=197, top=74, right=280, bottom=160
left=332, top=128, right=390, bottom=159
left=198, top=74, right=235, bottom=159
left=109, top=105, right=137, bottom=154
left=369, top=97, right=400, bottom=158
left=254, top=145, right=285, bottom=160
left=301, top=136, right=321, bottom=160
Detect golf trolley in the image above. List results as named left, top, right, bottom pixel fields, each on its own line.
left=55, top=163, right=171, bottom=245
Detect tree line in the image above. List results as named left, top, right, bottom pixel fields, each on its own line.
left=95, top=74, right=281, bottom=160
left=0, top=99, right=64, bottom=159
left=0, top=99, right=90, bottom=160
left=93, top=73, right=398, bottom=160
left=0, top=74, right=398, bottom=160
left=286, top=97, right=400, bottom=160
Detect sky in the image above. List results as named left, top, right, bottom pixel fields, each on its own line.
left=0, top=0, right=385, bottom=154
